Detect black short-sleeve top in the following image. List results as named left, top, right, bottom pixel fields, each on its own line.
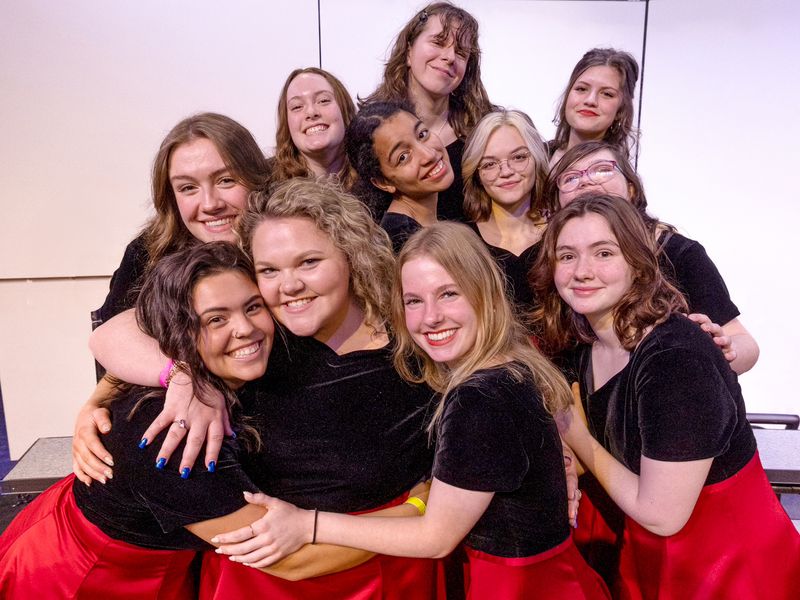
left=380, top=212, right=423, bottom=254
left=238, top=328, right=435, bottom=513
left=95, top=234, right=149, bottom=324
left=432, top=366, right=571, bottom=557
left=72, top=387, right=256, bottom=550
left=658, top=231, right=740, bottom=326
left=575, top=314, right=756, bottom=485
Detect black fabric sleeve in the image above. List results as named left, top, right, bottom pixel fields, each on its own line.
left=433, top=384, right=529, bottom=492
left=635, top=347, right=738, bottom=461
left=96, top=234, right=149, bottom=324
left=661, top=235, right=740, bottom=326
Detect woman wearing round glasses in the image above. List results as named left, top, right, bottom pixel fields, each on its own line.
left=461, top=109, right=549, bottom=311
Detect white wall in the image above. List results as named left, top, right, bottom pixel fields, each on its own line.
left=1, top=0, right=797, bottom=457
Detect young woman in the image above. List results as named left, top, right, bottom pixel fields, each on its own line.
left=77, top=179, right=439, bottom=598
left=95, top=112, right=269, bottom=326
left=269, top=67, right=358, bottom=189
left=212, top=222, right=610, bottom=600
left=544, top=141, right=758, bottom=375
left=362, top=2, right=495, bottom=222
left=461, top=109, right=549, bottom=310
left=549, top=48, right=639, bottom=165
left=532, top=194, right=799, bottom=599
left=347, top=101, right=454, bottom=252
left=0, top=242, right=357, bottom=597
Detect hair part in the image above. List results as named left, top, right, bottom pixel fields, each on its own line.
left=271, top=67, right=358, bottom=190
left=531, top=194, right=687, bottom=354
left=360, top=2, right=495, bottom=139
left=462, top=109, right=549, bottom=223
left=239, top=177, right=395, bottom=331
left=391, top=222, right=572, bottom=435
left=552, top=48, right=640, bottom=156
left=143, top=113, right=269, bottom=271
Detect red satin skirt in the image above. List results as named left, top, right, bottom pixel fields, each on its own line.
left=463, top=536, right=610, bottom=600
left=572, top=472, right=626, bottom=587
left=199, top=493, right=439, bottom=599
left=617, top=452, right=800, bottom=600
left=0, top=474, right=197, bottom=599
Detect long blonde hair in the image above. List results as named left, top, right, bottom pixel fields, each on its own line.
left=391, top=222, right=572, bottom=434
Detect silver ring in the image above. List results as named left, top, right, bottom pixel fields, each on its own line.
left=174, top=419, right=187, bottom=429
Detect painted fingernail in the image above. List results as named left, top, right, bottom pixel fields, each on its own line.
left=104, top=469, right=113, bottom=480
left=99, top=476, right=107, bottom=485
left=230, top=431, right=237, bottom=440
left=207, top=461, right=216, bottom=473
left=100, top=424, right=111, bottom=433
left=138, top=438, right=148, bottom=449
left=181, top=467, right=191, bottom=479
left=155, top=457, right=167, bottom=470
left=104, top=456, right=114, bottom=466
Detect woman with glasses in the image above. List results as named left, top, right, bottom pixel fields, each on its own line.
left=549, top=48, right=639, bottom=166
left=361, top=2, right=495, bottom=223
left=461, top=109, right=549, bottom=311
left=347, top=101, right=455, bottom=252
left=544, top=143, right=760, bottom=587
left=533, top=194, right=799, bottom=599
left=545, top=141, right=758, bottom=375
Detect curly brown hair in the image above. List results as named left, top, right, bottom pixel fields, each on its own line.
left=271, top=68, right=358, bottom=190
left=360, top=2, right=494, bottom=139
left=531, top=194, right=686, bottom=353
left=238, top=177, right=395, bottom=331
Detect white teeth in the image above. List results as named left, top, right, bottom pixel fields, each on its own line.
left=206, top=217, right=233, bottom=228
left=286, top=298, right=312, bottom=308
left=306, top=124, right=328, bottom=134
left=426, top=329, right=455, bottom=342
left=230, top=342, right=260, bottom=358
left=425, top=160, right=444, bottom=179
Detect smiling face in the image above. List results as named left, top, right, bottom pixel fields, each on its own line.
left=406, top=16, right=468, bottom=100
left=401, top=255, right=478, bottom=368
left=478, top=125, right=536, bottom=213
left=194, top=270, right=273, bottom=389
left=251, top=216, right=353, bottom=343
left=565, top=65, right=623, bottom=142
left=557, top=148, right=633, bottom=207
left=285, top=72, right=346, bottom=160
left=553, top=213, right=633, bottom=331
left=372, top=111, right=454, bottom=200
left=170, top=138, right=249, bottom=243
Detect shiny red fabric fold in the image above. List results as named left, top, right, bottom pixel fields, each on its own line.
left=617, top=452, right=800, bottom=600
left=463, top=536, right=611, bottom=599
left=0, top=475, right=196, bottom=599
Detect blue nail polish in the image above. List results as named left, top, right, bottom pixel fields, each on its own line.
left=155, top=457, right=167, bottom=470
left=230, top=431, right=237, bottom=440
left=138, top=438, right=148, bottom=449
left=208, top=461, right=216, bottom=473
left=181, top=467, right=191, bottom=479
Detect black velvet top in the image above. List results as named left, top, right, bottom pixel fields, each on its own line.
left=432, top=366, right=571, bottom=557
left=380, top=212, right=423, bottom=254
left=658, top=232, right=740, bottom=326
left=95, top=234, right=149, bottom=325
left=238, top=327, right=435, bottom=513
left=437, top=139, right=467, bottom=223
left=575, top=314, right=756, bottom=485
left=72, top=387, right=256, bottom=550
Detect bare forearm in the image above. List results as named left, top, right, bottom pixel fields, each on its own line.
left=89, top=309, right=164, bottom=385
left=728, top=332, right=759, bottom=374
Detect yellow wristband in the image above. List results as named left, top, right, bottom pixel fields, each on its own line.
left=404, top=496, right=426, bottom=516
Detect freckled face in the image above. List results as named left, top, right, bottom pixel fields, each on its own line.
left=401, top=256, right=478, bottom=367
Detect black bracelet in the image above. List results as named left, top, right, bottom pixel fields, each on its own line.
left=311, top=508, right=319, bottom=545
